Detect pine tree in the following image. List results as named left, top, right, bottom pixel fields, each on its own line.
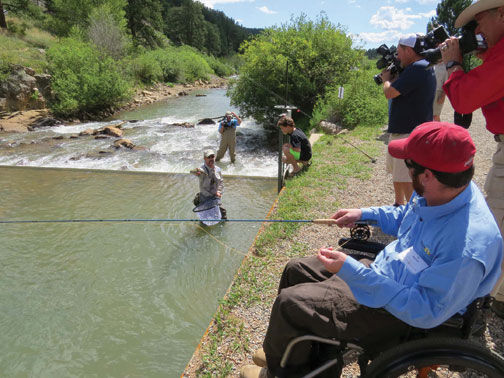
left=427, top=0, right=472, bottom=35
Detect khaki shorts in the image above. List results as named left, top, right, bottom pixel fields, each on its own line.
left=433, top=90, right=445, bottom=117
left=486, top=142, right=504, bottom=300
left=386, top=133, right=412, bottom=183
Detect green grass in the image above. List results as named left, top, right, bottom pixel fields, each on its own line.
left=194, top=123, right=384, bottom=376
left=0, top=17, right=56, bottom=74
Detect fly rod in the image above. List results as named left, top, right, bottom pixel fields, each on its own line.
left=0, top=218, right=343, bottom=225
left=0, top=219, right=377, bottom=225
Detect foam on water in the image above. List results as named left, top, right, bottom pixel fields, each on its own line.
left=0, top=89, right=279, bottom=176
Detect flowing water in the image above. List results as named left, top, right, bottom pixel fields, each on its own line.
left=0, top=89, right=280, bottom=377
left=0, top=88, right=278, bottom=176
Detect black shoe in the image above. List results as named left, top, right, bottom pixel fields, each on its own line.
left=492, top=299, right=504, bottom=319
left=220, top=207, right=227, bottom=220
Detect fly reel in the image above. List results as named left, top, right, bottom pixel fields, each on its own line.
left=349, top=223, right=370, bottom=241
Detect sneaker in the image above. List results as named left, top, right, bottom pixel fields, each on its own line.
left=252, top=348, right=267, bottom=368
left=492, top=299, right=504, bottom=319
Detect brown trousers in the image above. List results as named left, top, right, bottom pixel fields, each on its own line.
left=216, top=128, right=236, bottom=162
left=263, top=256, right=410, bottom=377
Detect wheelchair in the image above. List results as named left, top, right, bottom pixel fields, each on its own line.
left=278, top=223, right=504, bottom=377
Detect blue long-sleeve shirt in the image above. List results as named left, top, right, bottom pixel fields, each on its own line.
left=338, top=182, right=503, bottom=328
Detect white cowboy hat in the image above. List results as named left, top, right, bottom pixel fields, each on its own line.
left=455, top=0, right=504, bottom=27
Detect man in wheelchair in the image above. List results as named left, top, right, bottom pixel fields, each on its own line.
left=240, top=122, right=503, bottom=378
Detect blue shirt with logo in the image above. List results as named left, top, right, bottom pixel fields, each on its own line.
left=338, top=182, right=503, bottom=328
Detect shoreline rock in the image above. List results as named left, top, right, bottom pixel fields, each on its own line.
left=0, top=76, right=229, bottom=133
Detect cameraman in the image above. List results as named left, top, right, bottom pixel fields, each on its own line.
left=441, top=0, right=504, bottom=318
left=381, top=34, right=436, bottom=206
left=216, top=110, right=242, bottom=164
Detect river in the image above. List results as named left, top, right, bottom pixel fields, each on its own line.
left=0, top=88, right=279, bottom=377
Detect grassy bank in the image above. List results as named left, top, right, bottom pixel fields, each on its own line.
left=186, top=124, right=384, bottom=376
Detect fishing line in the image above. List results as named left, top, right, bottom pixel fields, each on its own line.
left=0, top=218, right=340, bottom=224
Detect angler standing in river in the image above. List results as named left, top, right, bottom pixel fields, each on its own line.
left=216, top=111, right=242, bottom=163
left=191, top=149, right=227, bottom=219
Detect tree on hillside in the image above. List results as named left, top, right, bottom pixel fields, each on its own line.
left=0, top=0, right=31, bottom=28
left=229, top=13, right=361, bottom=128
left=48, top=0, right=126, bottom=36
left=0, top=1, right=7, bottom=29
left=164, top=0, right=205, bottom=50
left=125, top=0, right=165, bottom=47
left=427, top=0, right=471, bottom=35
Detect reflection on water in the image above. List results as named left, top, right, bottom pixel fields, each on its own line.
left=0, top=89, right=278, bottom=177
left=0, top=166, right=277, bottom=377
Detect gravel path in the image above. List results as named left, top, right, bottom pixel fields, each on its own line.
left=184, top=101, right=504, bottom=377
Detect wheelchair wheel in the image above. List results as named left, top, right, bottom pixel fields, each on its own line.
left=365, top=337, right=504, bottom=377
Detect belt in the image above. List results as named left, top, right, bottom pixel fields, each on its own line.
left=495, top=134, right=504, bottom=142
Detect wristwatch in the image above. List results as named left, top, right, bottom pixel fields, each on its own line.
left=446, top=61, right=462, bottom=69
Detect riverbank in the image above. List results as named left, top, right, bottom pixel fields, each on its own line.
left=183, top=101, right=504, bottom=377
left=0, top=76, right=228, bottom=134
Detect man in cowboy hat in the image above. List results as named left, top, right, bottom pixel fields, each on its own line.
left=441, top=0, right=504, bottom=318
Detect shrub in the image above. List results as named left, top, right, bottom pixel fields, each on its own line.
left=47, top=37, right=131, bottom=116
left=176, top=46, right=213, bottom=82
left=312, top=68, right=388, bottom=129
left=129, top=53, right=164, bottom=84
left=228, top=13, right=361, bottom=128
left=203, top=55, right=234, bottom=77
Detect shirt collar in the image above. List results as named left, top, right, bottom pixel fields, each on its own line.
left=411, top=181, right=473, bottom=221
left=485, top=35, right=504, bottom=61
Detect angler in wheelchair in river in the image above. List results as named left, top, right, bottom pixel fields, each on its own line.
left=240, top=122, right=503, bottom=378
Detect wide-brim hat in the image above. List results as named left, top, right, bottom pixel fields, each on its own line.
left=455, top=0, right=504, bottom=27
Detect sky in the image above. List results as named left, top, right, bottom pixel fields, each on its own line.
left=196, top=0, right=440, bottom=49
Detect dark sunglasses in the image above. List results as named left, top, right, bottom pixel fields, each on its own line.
left=206, top=155, right=215, bottom=159
left=404, top=159, right=414, bottom=169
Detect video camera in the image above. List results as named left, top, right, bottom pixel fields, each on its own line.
left=373, top=44, right=402, bottom=85
left=374, top=21, right=487, bottom=85
left=420, top=21, right=487, bottom=64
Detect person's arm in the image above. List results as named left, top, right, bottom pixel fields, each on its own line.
left=360, top=204, right=407, bottom=237
left=442, top=38, right=504, bottom=113
left=218, top=122, right=224, bottom=134
left=232, top=112, right=241, bottom=125
left=215, top=169, right=224, bottom=195
left=382, top=70, right=401, bottom=99
left=337, top=253, right=486, bottom=328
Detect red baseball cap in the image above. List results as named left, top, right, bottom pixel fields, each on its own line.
left=388, top=122, right=476, bottom=173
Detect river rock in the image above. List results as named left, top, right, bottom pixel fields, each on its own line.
left=319, top=121, right=343, bottom=135
left=102, top=126, right=123, bottom=137
left=31, top=117, right=62, bottom=128
left=94, top=135, right=109, bottom=139
left=170, top=122, right=194, bottom=128
left=79, top=129, right=95, bottom=136
left=113, top=138, right=135, bottom=149
left=197, top=118, right=216, bottom=125
left=178, top=91, right=188, bottom=96
left=0, top=65, right=47, bottom=111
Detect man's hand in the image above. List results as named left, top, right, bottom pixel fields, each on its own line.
left=216, top=191, right=222, bottom=198
left=330, top=209, right=362, bottom=228
left=440, top=37, right=463, bottom=65
left=380, top=69, right=394, bottom=83
left=317, top=247, right=347, bottom=273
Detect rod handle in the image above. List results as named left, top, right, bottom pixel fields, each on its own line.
left=313, top=219, right=338, bottom=225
